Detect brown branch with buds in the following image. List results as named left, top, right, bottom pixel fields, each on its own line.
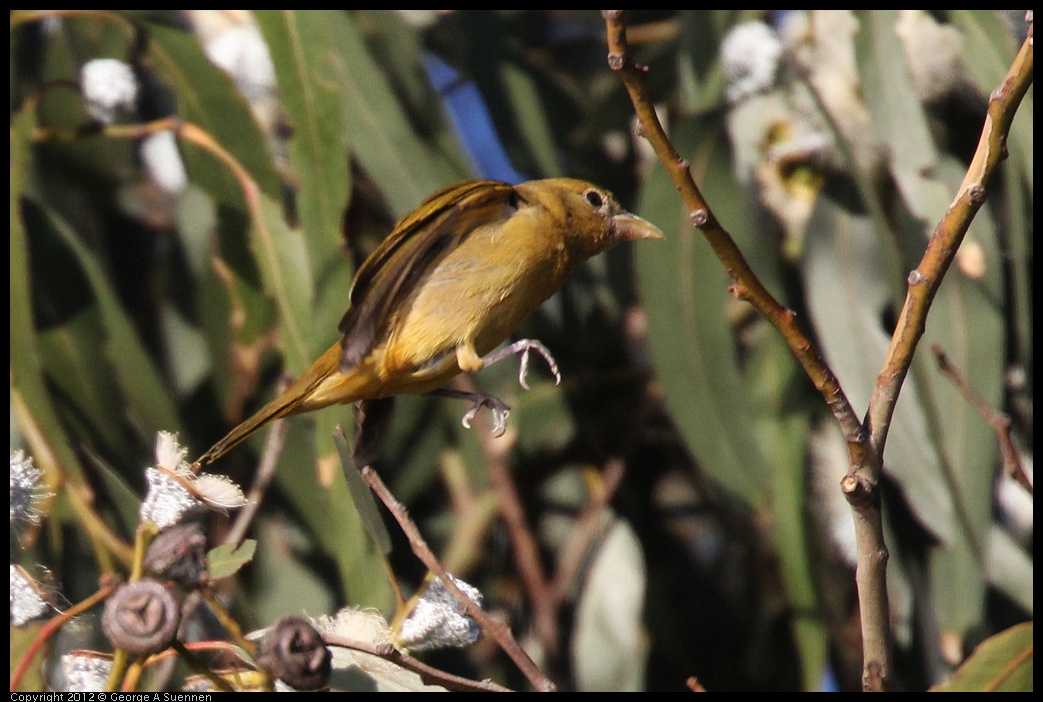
left=601, top=9, right=1033, bottom=691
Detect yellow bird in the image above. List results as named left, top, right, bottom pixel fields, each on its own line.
left=195, top=178, right=662, bottom=466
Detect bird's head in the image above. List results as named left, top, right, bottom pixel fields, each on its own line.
left=512, top=178, right=664, bottom=259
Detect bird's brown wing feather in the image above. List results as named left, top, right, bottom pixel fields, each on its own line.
left=337, top=180, right=518, bottom=371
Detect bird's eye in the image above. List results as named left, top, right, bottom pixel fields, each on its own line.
left=584, top=189, right=604, bottom=209
left=507, top=190, right=521, bottom=210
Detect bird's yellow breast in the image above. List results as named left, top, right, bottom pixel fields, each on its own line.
left=379, top=207, right=569, bottom=381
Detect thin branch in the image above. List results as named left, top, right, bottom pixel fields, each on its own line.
left=358, top=464, right=556, bottom=692
left=931, top=344, right=1032, bottom=496
left=867, top=22, right=1034, bottom=459
left=548, top=459, right=627, bottom=605
left=451, top=374, right=560, bottom=664
left=600, top=9, right=894, bottom=689
left=600, top=11, right=868, bottom=458
left=321, top=634, right=513, bottom=692
left=859, top=27, right=1032, bottom=685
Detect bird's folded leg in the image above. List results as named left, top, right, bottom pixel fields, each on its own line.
left=480, top=339, right=561, bottom=390
left=429, top=388, right=512, bottom=438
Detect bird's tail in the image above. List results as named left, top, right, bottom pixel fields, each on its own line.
left=194, top=389, right=300, bottom=467
left=194, top=343, right=373, bottom=467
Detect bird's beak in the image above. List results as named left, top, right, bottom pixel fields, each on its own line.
left=612, top=212, right=664, bottom=242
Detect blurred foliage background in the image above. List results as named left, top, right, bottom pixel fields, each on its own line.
left=10, top=10, right=1033, bottom=692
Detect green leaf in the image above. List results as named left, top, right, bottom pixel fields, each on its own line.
left=801, top=197, right=956, bottom=545
left=636, top=116, right=771, bottom=504
left=275, top=420, right=393, bottom=612
left=84, top=449, right=144, bottom=535
left=984, top=526, right=1034, bottom=614
left=255, top=10, right=352, bottom=278
left=932, top=622, right=1033, bottom=692
left=334, top=428, right=393, bottom=556
left=43, top=207, right=183, bottom=437
left=249, top=192, right=315, bottom=374
left=208, top=539, right=258, bottom=580
left=501, top=62, right=560, bottom=178
left=854, top=10, right=950, bottom=222
left=380, top=396, right=456, bottom=505
left=143, top=18, right=282, bottom=202
left=10, top=107, right=83, bottom=477
left=36, top=310, right=127, bottom=452
left=161, top=301, right=211, bottom=398
left=571, top=518, right=647, bottom=691
left=919, top=156, right=1005, bottom=635
left=746, top=332, right=826, bottom=690
left=247, top=518, right=336, bottom=624
left=325, top=12, right=470, bottom=217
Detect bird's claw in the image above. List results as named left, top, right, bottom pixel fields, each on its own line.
left=483, top=338, right=561, bottom=390
left=517, top=340, right=561, bottom=389
left=460, top=395, right=512, bottom=437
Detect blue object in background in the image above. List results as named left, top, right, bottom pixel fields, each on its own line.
left=423, top=52, right=527, bottom=185
left=819, top=662, right=841, bottom=692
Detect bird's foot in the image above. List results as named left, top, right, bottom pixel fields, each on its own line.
left=481, top=339, right=561, bottom=390
left=430, top=389, right=512, bottom=438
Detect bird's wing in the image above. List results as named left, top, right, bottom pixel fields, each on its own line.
left=338, top=179, right=518, bottom=371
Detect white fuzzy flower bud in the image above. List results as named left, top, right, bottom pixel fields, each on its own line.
left=80, top=58, right=138, bottom=124
left=62, top=651, right=113, bottom=692
left=204, top=25, right=276, bottom=102
left=11, top=450, right=50, bottom=541
left=140, top=432, right=247, bottom=529
left=140, top=465, right=202, bottom=530
left=10, top=564, right=51, bottom=626
left=141, top=130, right=188, bottom=194
left=721, top=21, right=784, bottom=104
left=395, top=575, right=483, bottom=653
left=997, top=460, right=1032, bottom=543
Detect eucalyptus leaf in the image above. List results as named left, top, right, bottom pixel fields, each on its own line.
left=572, top=518, right=647, bottom=691
left=10, top=108, right=85, bottom=477
left=746, top=332, right=826, bottom=690
left=500, top=63, right=560, bottom=178
left=36, top=310, right=126, bottom=452
left=801, top=196, right=955, bottom=544
left=44, top=208, right=183, bottom=437
left=931, top=621, right=1033, bottom=692
left=143, top=18, right=282, bottom=201
left=854, top=10, right=950, bottom=222
left=275, top=422, right=393, bottom=612
left=985, top=526, right=1034, bottom=615
left=636, top=116, right=771, bottom=504
left=334, top=428, right=393, bottom=556
left=255, top=10, right=352, bottom=278
left=917, top=156, right=1004, bottom=635
left=247, top=518, right=336, bottom=626
left=248, top=192, right=314, bottom=375
left=325, top=12, right=470, bottom=217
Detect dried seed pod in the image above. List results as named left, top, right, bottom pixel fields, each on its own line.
left=256, top=616, right=332, bottom=691
left=102, top=578, right=181, bottom=655
left=145, top=522, right=209, bottom=586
